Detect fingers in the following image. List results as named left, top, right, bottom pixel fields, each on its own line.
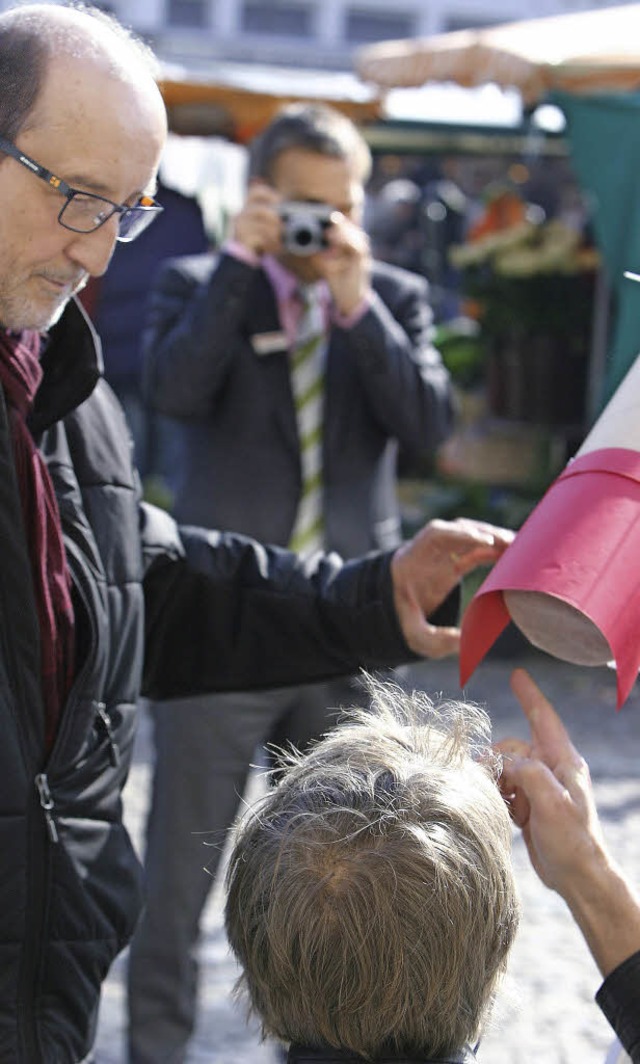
left=501, top=752, right=557, bottom=794
left=406, top=518, right=513, bottom=581
left=396, top=605, right=461, bottom=659
left=246, top=180, right=280, bottom=203
left=391, top=517, right=515, bottom=660
left=325, top=214, right=370, bottom=257
left=414, top=624, right=461, bottom=659
left=510, top=668, right=576, bottom=763
left=497, top=675, right=593, bottom=840
left=500, top=754, right=563, bottom=829
left=499, top=771, right=531, bottom=829
left=452, top=543, right=508, bottom=576
left=495, top=741, right=532, bottom=829
left=321, top=215, right=371, bottom=314
left=431, top=518, right=514, bottom=575
left=232, top=182, right=282, bottom=255
left=495, top=737, right=531, bottom=760
left=432, top=517, right=515, bottom=551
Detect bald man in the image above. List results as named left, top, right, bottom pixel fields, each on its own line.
left=0, top=6, right=512, bottom=1062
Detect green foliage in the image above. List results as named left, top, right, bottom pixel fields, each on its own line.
left=434, top=318, right=486, bottom=389
left=464, top=269, right=596, bottom=339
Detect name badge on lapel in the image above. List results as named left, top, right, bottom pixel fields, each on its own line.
left=250, top=331, right=288, bottom=356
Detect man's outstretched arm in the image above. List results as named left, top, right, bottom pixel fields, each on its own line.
left=141, top=508, right=513, bottom=698
left=498, top=669, right=640, bottom=1061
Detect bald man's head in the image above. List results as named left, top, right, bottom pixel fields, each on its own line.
left=0, top=3, right=167, bottom=331
left=0, top=3, right=161, bottom=140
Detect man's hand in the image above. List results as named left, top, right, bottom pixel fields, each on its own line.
left=497, top=669, right=640, bottom=978
left=231, top=182, right=282, bottom=257
left=390, top=517, right=514, bottom=659
left=317, top=211, right=371, bottom=316
left=496, top=669, right=605, bottom=892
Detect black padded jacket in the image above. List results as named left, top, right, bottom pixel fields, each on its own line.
left=0, top=299, right=432, bottom=1063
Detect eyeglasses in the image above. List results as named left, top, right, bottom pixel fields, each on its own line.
left=0, top=135, right=163, bottom=242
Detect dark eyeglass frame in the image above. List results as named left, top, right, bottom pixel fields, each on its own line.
left=0, top=134, right=163, bottom=242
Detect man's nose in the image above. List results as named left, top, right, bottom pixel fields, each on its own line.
left=65, top=216, right=119, bottom=277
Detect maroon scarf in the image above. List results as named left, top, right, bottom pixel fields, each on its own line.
left=0, top=329, right=75, bottom=750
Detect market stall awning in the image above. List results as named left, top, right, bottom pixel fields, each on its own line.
left=355, top=4, right=640, bottom=106
left=157, top=63, right=382, bottom=142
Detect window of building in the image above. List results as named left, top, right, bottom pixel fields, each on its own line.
left=444, top=16, right=504, bottom=32
left=167, top=0, right=208, bottom=29
left=345, top=9, right=415, bottom=44
left=242, top=1, right=312, bottom=36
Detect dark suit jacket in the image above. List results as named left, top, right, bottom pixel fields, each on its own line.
left=142, top=252, right=454, bottom=558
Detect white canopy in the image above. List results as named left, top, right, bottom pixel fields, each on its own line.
left=355, top=4, right=640, bottom=106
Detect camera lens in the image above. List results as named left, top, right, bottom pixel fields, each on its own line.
left=280, top=203, right=330, bottom=255
left=293, top=225, right=315, bottom=250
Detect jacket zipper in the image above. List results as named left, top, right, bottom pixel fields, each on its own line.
left=17, top=538, right=101, bottom=1061
left=35, top=773, right=59, bottom=843
left=95, top=702, right=121, bottom=767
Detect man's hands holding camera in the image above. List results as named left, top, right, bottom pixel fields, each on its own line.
left=231, top=183, right=283, bottom=257
left=231, top=181, right=371, bottom=316
left=319, top=209, right=371, bottom=316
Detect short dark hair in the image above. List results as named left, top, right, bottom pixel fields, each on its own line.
left=0, top=17, right=45, bottom=139
left=225, top=675, right=519, bottom=1060
left=248, top=102, right=372, bottom=184
left=0, top=3, right=157, bottom=140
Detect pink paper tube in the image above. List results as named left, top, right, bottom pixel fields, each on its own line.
left=460, top=447, right=640, bottom=708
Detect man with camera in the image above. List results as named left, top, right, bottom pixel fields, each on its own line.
left=129, top=102, right=454, bottom=1063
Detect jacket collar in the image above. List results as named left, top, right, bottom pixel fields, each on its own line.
left=28, top=296, right=102, bottom=436
left=287, top=1044, right=477, bottom=1063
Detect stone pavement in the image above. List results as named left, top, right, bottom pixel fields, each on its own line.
left=94, top=649, right=640, bottom=1063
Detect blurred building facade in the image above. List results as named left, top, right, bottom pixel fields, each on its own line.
left=62, top=0, right=637, bottom=71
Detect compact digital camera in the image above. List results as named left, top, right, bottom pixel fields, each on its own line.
left=279, top=201, right=333, bottom=256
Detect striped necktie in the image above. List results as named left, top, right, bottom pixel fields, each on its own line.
left=288, top=284, right=326, bottom=558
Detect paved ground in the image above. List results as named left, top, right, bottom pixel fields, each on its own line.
left=94, top=647, right=640, bottom=1063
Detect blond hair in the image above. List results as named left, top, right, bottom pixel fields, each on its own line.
left=225, top=674, right=519, bottom=1060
